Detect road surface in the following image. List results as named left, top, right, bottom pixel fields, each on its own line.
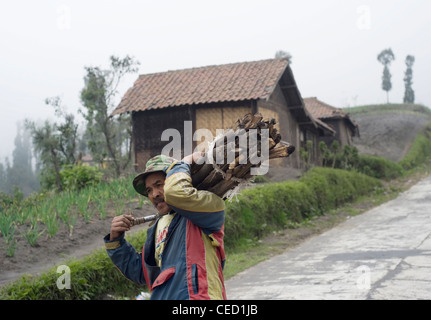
left=225, top=175, right=431, bottom=299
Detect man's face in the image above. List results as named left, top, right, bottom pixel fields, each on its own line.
left=145, top=172, right=171, bottom=214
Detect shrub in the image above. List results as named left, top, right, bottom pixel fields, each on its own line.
left=60, top=165, right=103, bottom=191
left=399, top=123, right=431, bottom=170
left=0, top=230, right=146, bottom=300
left=356, top=154, right=403, bottom=180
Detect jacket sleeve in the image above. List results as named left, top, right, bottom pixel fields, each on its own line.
left=104, top=233, right=146, bottom=286
left=163, top=161, right=225, bottom=234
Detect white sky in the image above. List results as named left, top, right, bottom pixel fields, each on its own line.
left=1, top=0, right=430, bottom=163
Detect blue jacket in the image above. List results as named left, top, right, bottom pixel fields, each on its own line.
left=104, top=162, right=226, bottom=300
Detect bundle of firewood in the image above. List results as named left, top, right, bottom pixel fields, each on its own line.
left=190, top=113, right=295, bottom=199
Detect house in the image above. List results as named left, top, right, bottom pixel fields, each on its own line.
left=303, top=97, right=359, bottom=148
left=112, top=58, right=334, bottom=171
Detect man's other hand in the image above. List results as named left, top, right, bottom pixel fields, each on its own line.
left=110, top=214, right=133, bottom=240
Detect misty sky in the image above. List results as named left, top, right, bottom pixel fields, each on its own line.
left=1, top=0, right=430, bottom=163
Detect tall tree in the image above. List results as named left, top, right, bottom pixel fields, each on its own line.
left=0, top=161, right=7, bottom=192
left=403, top=55, right=415, bottom=104
left=80, top=55, right=139, bottom=177
left=7, top=123, right=39, bottom=195
left=26, top=120, right=63, bottom=191
left=377, top=48, right=395, bottom=103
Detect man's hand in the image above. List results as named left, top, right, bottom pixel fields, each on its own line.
left=182, top=152, right=205, bottom=165
left=110, top=214, right=133, bottom=241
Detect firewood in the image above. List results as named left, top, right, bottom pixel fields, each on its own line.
left=190, top=112, right=295, bottom=199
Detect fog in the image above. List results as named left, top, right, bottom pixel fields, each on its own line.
left=1, top=0, right=430, bottom=163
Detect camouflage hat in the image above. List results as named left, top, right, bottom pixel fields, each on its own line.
left=133, top=155, right=177, bottom=196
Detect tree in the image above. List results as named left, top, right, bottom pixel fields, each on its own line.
left=377, top=48, right=395, bottom=103
left=80, top=55, right=140, bottom=177
left=403, top=55, right=415, bottom=104
left=26, top=120, right=63, bottom=190
left=6, top=123, right=39, bottom=195
left=275, top=50, right=292, bottom=64
left=0, top=162, right=6, bottom=192
left=25, top=97, right=80, bottom=191
left=45, top=96, right=79, bottom=164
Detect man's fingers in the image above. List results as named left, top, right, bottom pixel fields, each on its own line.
left=111, top=215, right=134, bottom=231
left=112, top=221, right=131, bottom=230
left=124, top=214, right=134, bottom=223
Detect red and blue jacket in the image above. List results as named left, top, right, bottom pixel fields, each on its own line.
left=104, top=161, right=226, bottom=300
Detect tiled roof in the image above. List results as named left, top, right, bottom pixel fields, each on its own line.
left=303, top=97, right=347, bottom=119
left=304, top=97, right=359, bottom=133
left=112, top=58, right=290, bottom=115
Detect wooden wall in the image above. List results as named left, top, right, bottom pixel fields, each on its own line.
left=132, top=107, right=193, bottom=171
left=258, top=84, right=302, bottom=168
left=194, top=103, right=252, bottom=151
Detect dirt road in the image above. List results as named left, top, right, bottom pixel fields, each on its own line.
left=225, top=175, right=431, bottom=300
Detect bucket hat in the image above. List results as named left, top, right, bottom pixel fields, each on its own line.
left=133, top=155, right=177, bottom=196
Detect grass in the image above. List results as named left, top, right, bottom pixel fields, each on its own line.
left=399, top=121, right=431, bottom=170
left=343, top=103, right=431, bottom=117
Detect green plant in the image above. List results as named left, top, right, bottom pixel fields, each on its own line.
left=299, top=140, right=313, bottom=170
left=399, top=123, right=431, bottom=170
left=60, top=165, right=103, bottom=191
left=6, top=237, right=17, bottom=257
left=98, top=201, right=107, bottom=219
left=0, top=191, right=14, bottom=212
left=0, top=213, right=16, bottom=240
left=77, top=191, right=92, bottom=223
left=68, top=212, right=78, bottom=237
left=330, top=141, right=340, bottom=168
left=56, top=195, right=70, bottom=226
left=40, top=202, right=59, bottom=238
left=0, top=213, right=17, bottom=256
left=22, top=223, right=44, bottom=247
left=357, top=154, right=403, bottom=179
left=0, top=230, right=147, bottom=300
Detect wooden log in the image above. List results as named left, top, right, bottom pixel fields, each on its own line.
left=191, top=162, right=213, bottom=187
left=189, top=112, right=295, bottom=198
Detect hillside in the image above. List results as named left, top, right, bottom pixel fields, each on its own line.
left=343, top=104, right=431, bottom=162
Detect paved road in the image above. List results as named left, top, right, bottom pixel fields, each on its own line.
left=225, top=175, right=431, bottom=300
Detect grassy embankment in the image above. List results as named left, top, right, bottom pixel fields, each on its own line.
left=343, top=103, right=431, bottom=117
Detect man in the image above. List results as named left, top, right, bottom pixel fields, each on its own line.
left=104, top=153, right=227, bottom=300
